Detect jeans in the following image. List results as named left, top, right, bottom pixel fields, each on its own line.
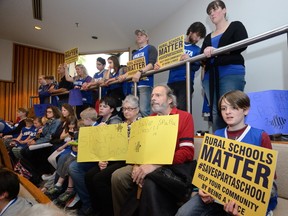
left=132, top=86, right=152, bottom=117
left=202, top=74, right=246, bottom=132
left=176, top=193, right=227, bottom=216
left=68, top=161, right=96, bottom=209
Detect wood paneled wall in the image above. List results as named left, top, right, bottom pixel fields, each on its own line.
left=0, top=44, right=64, bottom=121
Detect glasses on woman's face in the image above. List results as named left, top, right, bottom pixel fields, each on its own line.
left=46, top=110, right=53, bottom=114
left=122, top=107, right=137, bottom=112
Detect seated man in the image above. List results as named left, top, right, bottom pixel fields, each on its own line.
left=111, top=84, right=195, bottom=216
left=0, top=167, right=33, bottom=215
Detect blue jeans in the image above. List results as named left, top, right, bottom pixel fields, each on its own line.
left=132, top=86, right=152, bottom=117
left=202, top=75, right=246, bottom=132
left=68, top=161, right=96, bottom=209
left=176, top=193, right=226, bottom=216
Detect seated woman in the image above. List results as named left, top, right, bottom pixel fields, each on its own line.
left=47, top=103, right=77, bottom=169
left=20, top=106, right=61, bottom=177
left=85, top=95, right=142, bottom=216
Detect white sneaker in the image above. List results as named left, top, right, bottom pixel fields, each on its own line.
left=267, top=210, right=273, bottom=216
left=41, top=172, right=56, bottom=181
left=66, top=193, right=80, bottom=208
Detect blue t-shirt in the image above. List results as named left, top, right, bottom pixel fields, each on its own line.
left=203, top=33, right=245, bottom=80
left=74, top=76, right=93, bottom=105
left=132, top=45, right=154, bottom=87
left=168, top=42, right=201, bottom=83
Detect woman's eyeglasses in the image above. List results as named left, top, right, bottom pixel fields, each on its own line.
left=122, top=107, right=137, bottom=112
left=46, top=110, right=53, bottom=113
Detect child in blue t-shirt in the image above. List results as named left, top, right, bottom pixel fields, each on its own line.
left=9, top=118, right=35, bottom=159
left=176, top=90, right=277, bottom=216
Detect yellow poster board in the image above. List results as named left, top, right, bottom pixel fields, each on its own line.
left=193, top=134, right=278, bottom=216
left=126, top=56, right=146, bottom=79
left=77, top=123, right=128, bottom=162
left=126, top=115, right=179, bottom=164
left=158, top=35, right=184, bottom=67
left=65, top=48, right=79, bottom=64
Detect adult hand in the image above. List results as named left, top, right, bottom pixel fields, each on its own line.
left=132, top=164, right=160, bottom=185
left=82, top=82, right=89, bottom=90
left=154, top=62, right=161, bottom=70
left=199, top=189, right=214, bottom=204
left=203, top=46, right=215, bottom=58
left=118, top=74, right=127, bottom=82
left=180, top=53, right=190, bottom=61
left=27, top=140, right=36, bottom=146
left=224, top=200, right=240, bottom=216
left=132, top=71, right=141, bottom=83
left=99, top=161, right=108, bottom=170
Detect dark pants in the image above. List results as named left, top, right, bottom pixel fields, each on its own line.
left=20, top=145, right=57, bottom=175
left=121, top=165, right=194, bottom=216
left=85, top=161, right=126, bottom=216
left=168, top=80, right=194, bottom=111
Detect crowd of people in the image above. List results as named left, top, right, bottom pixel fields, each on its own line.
left=0, top=1, right=278, bottom=216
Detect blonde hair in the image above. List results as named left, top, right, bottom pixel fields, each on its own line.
left=80, top=107, right=98, bottom=121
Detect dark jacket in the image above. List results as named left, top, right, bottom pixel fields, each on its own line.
left=201, top=21, right=248, bottom=70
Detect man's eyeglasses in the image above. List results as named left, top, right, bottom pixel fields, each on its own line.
left=122, top=107, right=137, bottom=112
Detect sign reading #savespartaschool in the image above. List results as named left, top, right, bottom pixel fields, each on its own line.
left=193, top=134, right=277, bottom=216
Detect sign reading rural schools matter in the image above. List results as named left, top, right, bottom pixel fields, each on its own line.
left=126, top=56, right=146, bottom=78
left=65, top=48, right=78, bottom=64
left=158, top=35, right=184, bottom=67
left=193, top=134, right=278, bottom=216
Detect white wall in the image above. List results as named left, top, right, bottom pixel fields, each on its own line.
left=148, top=0, right=288, bottom=132
left=0, top=39, right=13, bottom=81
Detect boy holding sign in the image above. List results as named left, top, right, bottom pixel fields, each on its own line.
left=176, top=90, right=278, bottom=216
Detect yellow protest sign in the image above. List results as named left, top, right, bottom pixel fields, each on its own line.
left=65, top=48, right=78, bottom=64
left=158, top=35, right=184, bottom=67
left=193, top=134, right=278, bottom=216
left=126, top=56, right=146, bottom=79
left=77, top=123, right=128, bottom=162
left=126, top=115, right=179, bottom=164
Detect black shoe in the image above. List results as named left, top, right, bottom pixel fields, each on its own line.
left=77, top=207, right=97, bottom=216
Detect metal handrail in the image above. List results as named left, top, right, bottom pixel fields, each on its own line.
left=30, top=24, right=288, bottom=111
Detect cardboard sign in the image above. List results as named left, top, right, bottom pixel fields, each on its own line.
left=126, top=115, right=178, bottom=164
left=126, top=56, right=146, bottom=78
left=77, top=123, right=128, bottom=162
left=246, top=90, right=288, bottom=135
left=193, top=134, right=277, bottom=216
left=158, top=35, right=184, bottom=67
left=77, top=115, right=179, bottom=164
left=65, top=48, right=78, bottom=64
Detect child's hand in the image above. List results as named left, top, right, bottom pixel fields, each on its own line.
left=98, top=161, right=108, bottom=170
left=57, top=146, right=65, bottom=152
left=9, top=141, right=17, bottom=147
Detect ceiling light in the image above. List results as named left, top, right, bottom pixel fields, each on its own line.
left=92, top=36, right=98, bottom=39
left=34, top=26, right=42, bottom=30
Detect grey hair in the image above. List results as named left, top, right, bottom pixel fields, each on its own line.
left=122, top=95, right=139, bottom=108
left=153, top=84, right=177, bottom=108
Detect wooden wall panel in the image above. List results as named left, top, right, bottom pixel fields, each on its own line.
left=0, top=44, right=64, bottom=121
